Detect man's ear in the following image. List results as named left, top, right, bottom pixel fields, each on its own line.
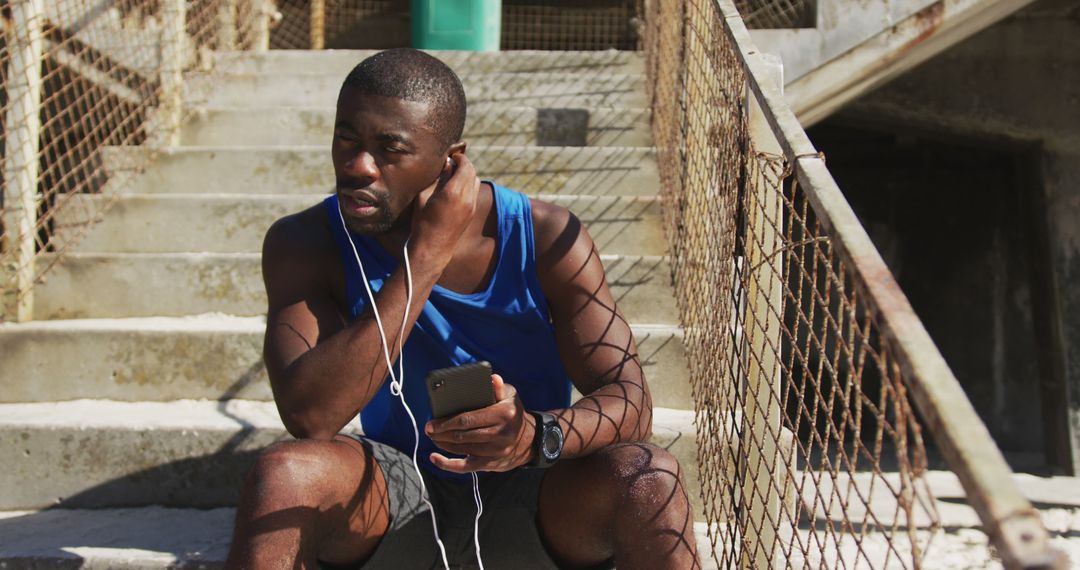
left=447, top=141, right=467, bottom=157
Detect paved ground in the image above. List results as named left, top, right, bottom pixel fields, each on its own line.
left=2, top=472, right=1074, bottom=568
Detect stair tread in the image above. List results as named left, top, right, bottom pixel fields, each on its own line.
left=0, top=400, right=694, bottom=429
left=1, top=313, right=681, bottom=334
left=0, top=508, right=714, bottom=568
left=0, top=399, right=284, bottom=430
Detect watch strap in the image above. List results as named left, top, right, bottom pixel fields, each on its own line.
left=525, top=411, right=560, bottom=468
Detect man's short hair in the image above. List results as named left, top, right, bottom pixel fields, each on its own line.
left=341, top=48, right=467, bottom=151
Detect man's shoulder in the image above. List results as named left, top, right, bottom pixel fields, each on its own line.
left=527, top=197, right=583, bottom=263
left=262, top=202, right=338, bottom=272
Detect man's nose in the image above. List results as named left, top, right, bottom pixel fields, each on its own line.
left=343, top=150, right=378, bottom=182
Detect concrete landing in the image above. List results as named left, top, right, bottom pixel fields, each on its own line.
left=0, top=509, right=715, bottom=570
left=4, top=475, right=1076, bottom=569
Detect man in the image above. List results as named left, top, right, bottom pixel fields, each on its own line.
left=226, top=48, right=700, bottom=570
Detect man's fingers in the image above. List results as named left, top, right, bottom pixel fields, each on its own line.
left=491, top=373, right=506, bottom=402
left=428, top=424, right=500, bottom=444
left=427, top=411, right=496, bottom=434
left=427, top=397, right=515, bottom=434
left=429, top=452, right=489, bottom=473
left=429, top=440, right=507, bottom=457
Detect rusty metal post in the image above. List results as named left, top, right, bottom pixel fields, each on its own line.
left=250, top=0, right=272, bottom=52
left=218, top=0, right=239, bottom=51
left=310, top=0, right=326, bottom=50
left=160, top=0, right=186, bottom=147
left=739, top=53, right=786, bottom=570
left=2, top=0, right=45, bottom=322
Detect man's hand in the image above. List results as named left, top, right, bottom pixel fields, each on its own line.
left=425, top=374, right=536, bottom=473
left=409, top=151, right=481, bottom=270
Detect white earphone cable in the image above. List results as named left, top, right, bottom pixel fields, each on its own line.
left=337, top=203, right=485, bottom=569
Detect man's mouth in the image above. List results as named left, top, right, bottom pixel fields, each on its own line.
left=339, top=190, right=383, bottom=217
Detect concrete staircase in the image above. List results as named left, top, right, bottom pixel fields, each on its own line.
left=0, top=50, right=704, bottom=567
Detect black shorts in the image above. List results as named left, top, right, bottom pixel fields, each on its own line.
left=336, top=437, right=613, bottom=570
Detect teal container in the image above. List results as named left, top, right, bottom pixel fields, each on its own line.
left=412, top=0, right=502, bottom=52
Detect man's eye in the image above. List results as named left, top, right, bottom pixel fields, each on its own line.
left=384, top=146, right=406, bottom=154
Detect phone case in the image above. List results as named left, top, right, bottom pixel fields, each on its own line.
left=426, top=361, right=495, bottom=419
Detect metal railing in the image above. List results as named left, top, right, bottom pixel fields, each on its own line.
left=643, top=0, right=1067, bottom=567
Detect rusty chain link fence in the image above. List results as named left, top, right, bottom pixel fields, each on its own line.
left=0, top=0, right=648, bottom=322
left=0, top=0, right=275, bottom=321
left=644, top=0, right=1067, bottom=567
left=268, top=0, right=643, bottom=51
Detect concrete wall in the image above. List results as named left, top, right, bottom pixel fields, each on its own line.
left=750, top=0, right=939, bottom=82
left=829, top=0, right=1080, bottom=471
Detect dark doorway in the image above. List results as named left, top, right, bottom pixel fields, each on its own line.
left=807, top=121, right=1065, bottom=473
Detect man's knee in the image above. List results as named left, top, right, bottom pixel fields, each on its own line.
left=245, top=437, right=371, bottom=505
left=592, top=442, right=684, bottom=504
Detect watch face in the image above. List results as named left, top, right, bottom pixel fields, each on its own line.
left=542, top=424, right=564, bottom=460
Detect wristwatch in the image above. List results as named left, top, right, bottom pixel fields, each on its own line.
left=526, top=411, right=564, bottom=468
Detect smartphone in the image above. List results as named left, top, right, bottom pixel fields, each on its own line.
left=426, top=361, right=496, bottom=419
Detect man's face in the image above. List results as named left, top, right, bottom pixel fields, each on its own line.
left=332, top=89, right=447, bottom=235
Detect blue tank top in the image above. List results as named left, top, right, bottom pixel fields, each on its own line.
left=323, top=183, right=573, bottom=479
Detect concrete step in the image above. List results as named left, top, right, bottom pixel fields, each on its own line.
left=28, top=253, right=677, bottom=325
left=0, top=401, right=698, bottom=513
left=58, top=194, right=666, bottom=256
left=8, top=504, right=1079, bottom=569
left=0, top=514, right=721, bottom=570
left=184, top=71, right=647, bottom=108
left=0, top=399, right=289, bottom=509
left=212, top=49, right=645, bottom=76
left=0, top=316, right=690, bottom=410
left=181, top=105, right=652, bottom=148
left=99, top=145, right=659, bottom=197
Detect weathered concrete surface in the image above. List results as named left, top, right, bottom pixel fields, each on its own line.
left=0, top=514, right=721, bottom=570
left=0, top=315, right=269, bottom=403
left=211, top=49, right=646, bottom=76
left=98, top=145, right=659, bottom=197
left=0, top=317, right=691, bottom=409
left=751, top=0, right=941, bottom=83
left=0, top=402, right=695, bottom=512
left=28, top=253, right=677, bottom=325
left=782, top=0, right=1037, bottom=126
left=1, top=509, right=1076, bottom=570
left=181, top=106, right=652, bottom=148
left=8, top=473, right=1074, bottom=569
left=0, top=506, right=236, bottom=569
left=183, top=72, right=647, bottom=109
left=0, top=400, right=290, bottom=509
left=58, top=194, right=666, bottom=257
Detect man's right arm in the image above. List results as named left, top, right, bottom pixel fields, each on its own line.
left=262, top=153, right=479, bottom=440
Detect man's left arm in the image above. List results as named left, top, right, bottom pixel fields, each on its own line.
left=426, top=200, right=652, bottom=472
